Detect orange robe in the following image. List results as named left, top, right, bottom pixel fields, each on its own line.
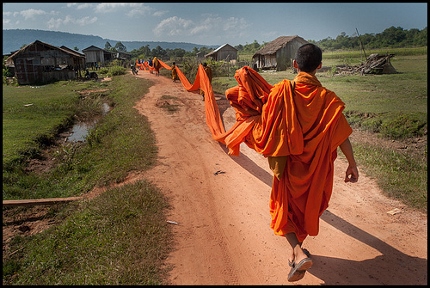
left=219, top=67, right=352, bottom=242
left=204, top=66, right=213, bottom=83
left=153, top=57, right=161, bottom=74
left=171, top=64, right=179, bottom=81
left=200, top=66, right=213, bottom=96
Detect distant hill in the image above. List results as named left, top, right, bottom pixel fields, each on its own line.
left=2, top=29, right=219, bottom=55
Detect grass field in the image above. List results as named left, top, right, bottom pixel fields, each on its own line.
left=2, top=47, right=427, bottom=284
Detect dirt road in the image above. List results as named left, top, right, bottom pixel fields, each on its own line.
left=133, top=70, right=427, bottom=285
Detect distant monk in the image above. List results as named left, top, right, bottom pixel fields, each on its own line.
left=148, top=58, right=153, bottom=74
left=201, top=62, right=213, bottom=100
left=171, top=62, right=179, bottom=82
left=153, top=57, right=161, bottom=76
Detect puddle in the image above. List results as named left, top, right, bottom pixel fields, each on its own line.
left=67, top=122, right=96, bottom=142
left=101, top=102, right=110, bottom=114
left=66, top=103, right=111, bottom=142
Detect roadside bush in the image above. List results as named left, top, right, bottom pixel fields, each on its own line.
left=379, top=112, right=427, bottom=139
left=99, top=67, right=109, bottom=74
left=109, top=66, right=127, bottom=76
left=345, top=110, right=426, bottom=140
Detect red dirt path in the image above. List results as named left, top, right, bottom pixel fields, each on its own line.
left=133, top=71, right=427, bottom=285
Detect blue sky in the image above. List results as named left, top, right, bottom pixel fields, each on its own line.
left=3, top=2, right=427, bottom=46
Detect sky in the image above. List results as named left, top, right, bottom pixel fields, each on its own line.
left=2, top=2, right=428, bottom=46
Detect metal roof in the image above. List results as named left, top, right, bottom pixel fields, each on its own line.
left=205, top=43, right=238, bottom=57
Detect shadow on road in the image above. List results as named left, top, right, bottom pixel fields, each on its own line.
left=218, top=143, right=427, bottom=284
left=218, top=143, right=273, bottom=188
left=309, top=210, right=427, bottom=285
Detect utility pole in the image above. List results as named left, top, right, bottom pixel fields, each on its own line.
left=356, top=28, right=367, bottom=61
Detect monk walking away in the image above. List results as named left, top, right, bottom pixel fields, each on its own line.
left=272, top=43, right=359, bottom=282
left=222, top=43, right=359, bottom=282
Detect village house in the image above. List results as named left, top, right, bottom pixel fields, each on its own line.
left=5, top=40, right=85, bottom=85
left=81, top=45, right=113, bottom=69
left=204, top=44, right=238, bottom=62
left=81, top=45, right=132, bottom=68
left=252, top=35, right=308, bottom=71
left=114, top=51, right=133, bottom=68
left=60, top=46, right=86, bottom=78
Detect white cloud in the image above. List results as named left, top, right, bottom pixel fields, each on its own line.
left=153, top=16, right=194, bottom=37
left=18, top=9, right=46, bottom=20
left=75, top=3, right=93, bottom=10
left=75, top=16, right=98, bottom=26
left=46, top=15, right=98, bottom=29
left=153, top=14, right=251, bottom=43
left=95, top=3, right=145, bottom=14
left=93, top=3, right=152, bottom=19
left=222, top=17, right=249, bottom=32
left=126, top=5, right=152, bottom=17
left=47, top=18, right=63, bottom=29
left=153, top=10, right=168, bottom=17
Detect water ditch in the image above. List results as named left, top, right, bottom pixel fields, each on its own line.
left=65, top=102, right=111, bottom=142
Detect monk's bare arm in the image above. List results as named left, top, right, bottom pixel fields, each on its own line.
left=339, top=138, right=359, bottom=183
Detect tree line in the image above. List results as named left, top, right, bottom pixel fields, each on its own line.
left=104, top=26, right=427, bottom=61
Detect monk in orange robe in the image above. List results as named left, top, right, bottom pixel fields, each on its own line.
left=221, top=44, right=359, bottom=282
left=200, top=62, right=213, bottom=101
left=171, top=62, right=179, bottom=82
left=152, top=57, right=161, bottom=76
left=172, top=48, right=358, bottom=281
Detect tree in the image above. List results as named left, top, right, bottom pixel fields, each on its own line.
left=105, top=41, right=112, bottom=51
left=114, top=41, right=127, bottom=52
left=151, top=46, right=167, bottom=59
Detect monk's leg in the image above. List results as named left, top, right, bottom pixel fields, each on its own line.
left=285, top=232, right=308, bottom=264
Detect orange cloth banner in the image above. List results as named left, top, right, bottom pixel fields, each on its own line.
left=139, top=59, right=226, bottom=137
left=178, top=64, right=226, bottom=137
left=137, top=60, right=352, bottom=241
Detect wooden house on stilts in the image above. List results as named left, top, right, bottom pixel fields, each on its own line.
left=253, top=35, right=308, bottom=71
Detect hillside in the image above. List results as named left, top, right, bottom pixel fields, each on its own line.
left=2, top=29, right=218, bottom=55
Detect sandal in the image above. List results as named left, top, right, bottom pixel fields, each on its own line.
left=302, top=248, right=311, bottom=258
left=287, top=257, right=313, bottom=282
left=287, top=248, right=312, bottom=282
left=288, top=248, right=311, bottom=268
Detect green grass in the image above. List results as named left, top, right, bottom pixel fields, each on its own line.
left=2, top=48, right=427, bottom=284
left=3, top=76, right=158, bottom=200
left=350, top=142, right=427, bottom=211
left=3, top=181, right=173, bottom=285
left=3, top=82, right=79, bottom=165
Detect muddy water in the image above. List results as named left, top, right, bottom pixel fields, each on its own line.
left=67, top=103, right=111, bottom=142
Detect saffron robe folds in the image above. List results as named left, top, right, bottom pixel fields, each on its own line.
left=141, top=63, right=352, bottom=241
left=217, top=66, right=352, bottom=242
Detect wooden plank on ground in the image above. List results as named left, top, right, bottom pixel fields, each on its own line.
left=3, top=197, right=83, bottom=207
